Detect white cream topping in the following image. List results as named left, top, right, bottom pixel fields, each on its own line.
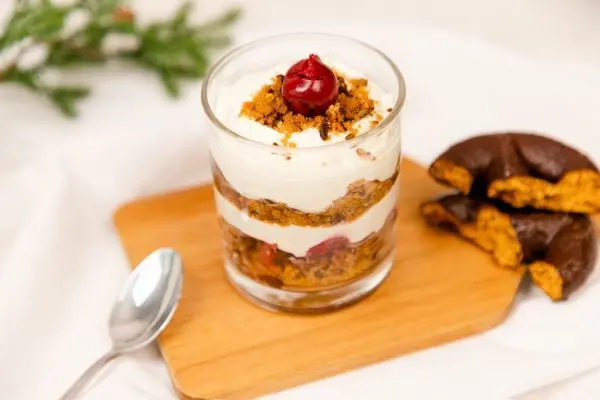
left=217, top=59, right=393, bottom=148
left=214, top=178, right=399, bottom=257
left=209, top=58, right=401, bottom=212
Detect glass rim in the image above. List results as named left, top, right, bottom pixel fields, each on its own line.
left=201, top=32, right=406, bottom=152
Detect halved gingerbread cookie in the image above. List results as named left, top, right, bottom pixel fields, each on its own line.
left=429, top=133, right=600, bottom=213
left=421, top=193, right=597, bottom=301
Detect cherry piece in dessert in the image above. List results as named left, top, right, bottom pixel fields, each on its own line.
left=306, top=235, right=350, bottom=258
left=259, top=243, right=278, bottom=267
left=282, top=54, right=339, bottom=117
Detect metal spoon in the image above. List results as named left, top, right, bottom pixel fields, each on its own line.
left=59, top=248, right=184, bottom=400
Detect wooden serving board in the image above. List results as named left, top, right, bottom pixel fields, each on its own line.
left=113, top=157, right=525, bottom=400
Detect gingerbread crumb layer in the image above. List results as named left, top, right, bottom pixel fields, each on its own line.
left=220, top=209, right=396, bottom=289
left=240, top=73, right=377, bottom=145
left=213, top=160, right=400, bottom=227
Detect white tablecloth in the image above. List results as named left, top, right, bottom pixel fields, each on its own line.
left=2, top=1, right=600, bottom=399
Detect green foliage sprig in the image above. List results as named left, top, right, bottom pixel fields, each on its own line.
left=0, top=0, right=241, bottom=117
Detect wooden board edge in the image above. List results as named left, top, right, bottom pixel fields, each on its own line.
left=169, top=275, right=524, bottom=400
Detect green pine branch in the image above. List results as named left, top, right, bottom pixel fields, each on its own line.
left=0, top=0, right=241, bottom=117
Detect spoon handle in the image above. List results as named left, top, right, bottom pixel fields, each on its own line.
left=58, top=350, right=118, bottom=400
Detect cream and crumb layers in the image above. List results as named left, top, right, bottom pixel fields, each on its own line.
left=209, top=58, right=400, bottom=261
left=214, top=173, right=400, bottom=257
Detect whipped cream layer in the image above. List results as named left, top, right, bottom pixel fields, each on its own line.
left=215, top=178, right=399, bottom=257
left=210, top=58, right=401, bottom=212
left=216, top=59, right=394, bottom=148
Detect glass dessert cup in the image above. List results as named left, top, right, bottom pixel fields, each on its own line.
left=201, top=33, right=405, bottom=313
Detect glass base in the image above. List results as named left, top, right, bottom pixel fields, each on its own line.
left=225, top=254, right=394, bottom=314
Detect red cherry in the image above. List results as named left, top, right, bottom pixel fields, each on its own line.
left=306, top=235, right=350, bottom=258
left=282, top=54, right=339, bottom=117
left=259, top=243, right=278, bottom=267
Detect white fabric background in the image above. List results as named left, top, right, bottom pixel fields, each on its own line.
left=1, top=1, right=600, bottom=399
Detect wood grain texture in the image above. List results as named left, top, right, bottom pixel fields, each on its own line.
left=113, top=157, right=525, bottom=400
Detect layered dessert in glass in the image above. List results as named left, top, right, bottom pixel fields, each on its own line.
left=201, top=33, right=405, bottom=312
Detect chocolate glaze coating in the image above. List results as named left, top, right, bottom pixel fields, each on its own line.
left=433, top=193, right=597, bottom=299
left=437, top=194, right=480, bottom=223
left=544, top=217, right=598, bottom=298
left=431, top=132, right=597, bottom=192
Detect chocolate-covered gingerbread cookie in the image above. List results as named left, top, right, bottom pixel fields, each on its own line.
left=421, top=193, right=597, bottom=301
left=429, top=133, right=600, bottom=213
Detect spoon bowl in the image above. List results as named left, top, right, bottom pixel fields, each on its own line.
left=59, top=247, right=183, bottom=400
left=109, top=248, right=183, bottom=351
